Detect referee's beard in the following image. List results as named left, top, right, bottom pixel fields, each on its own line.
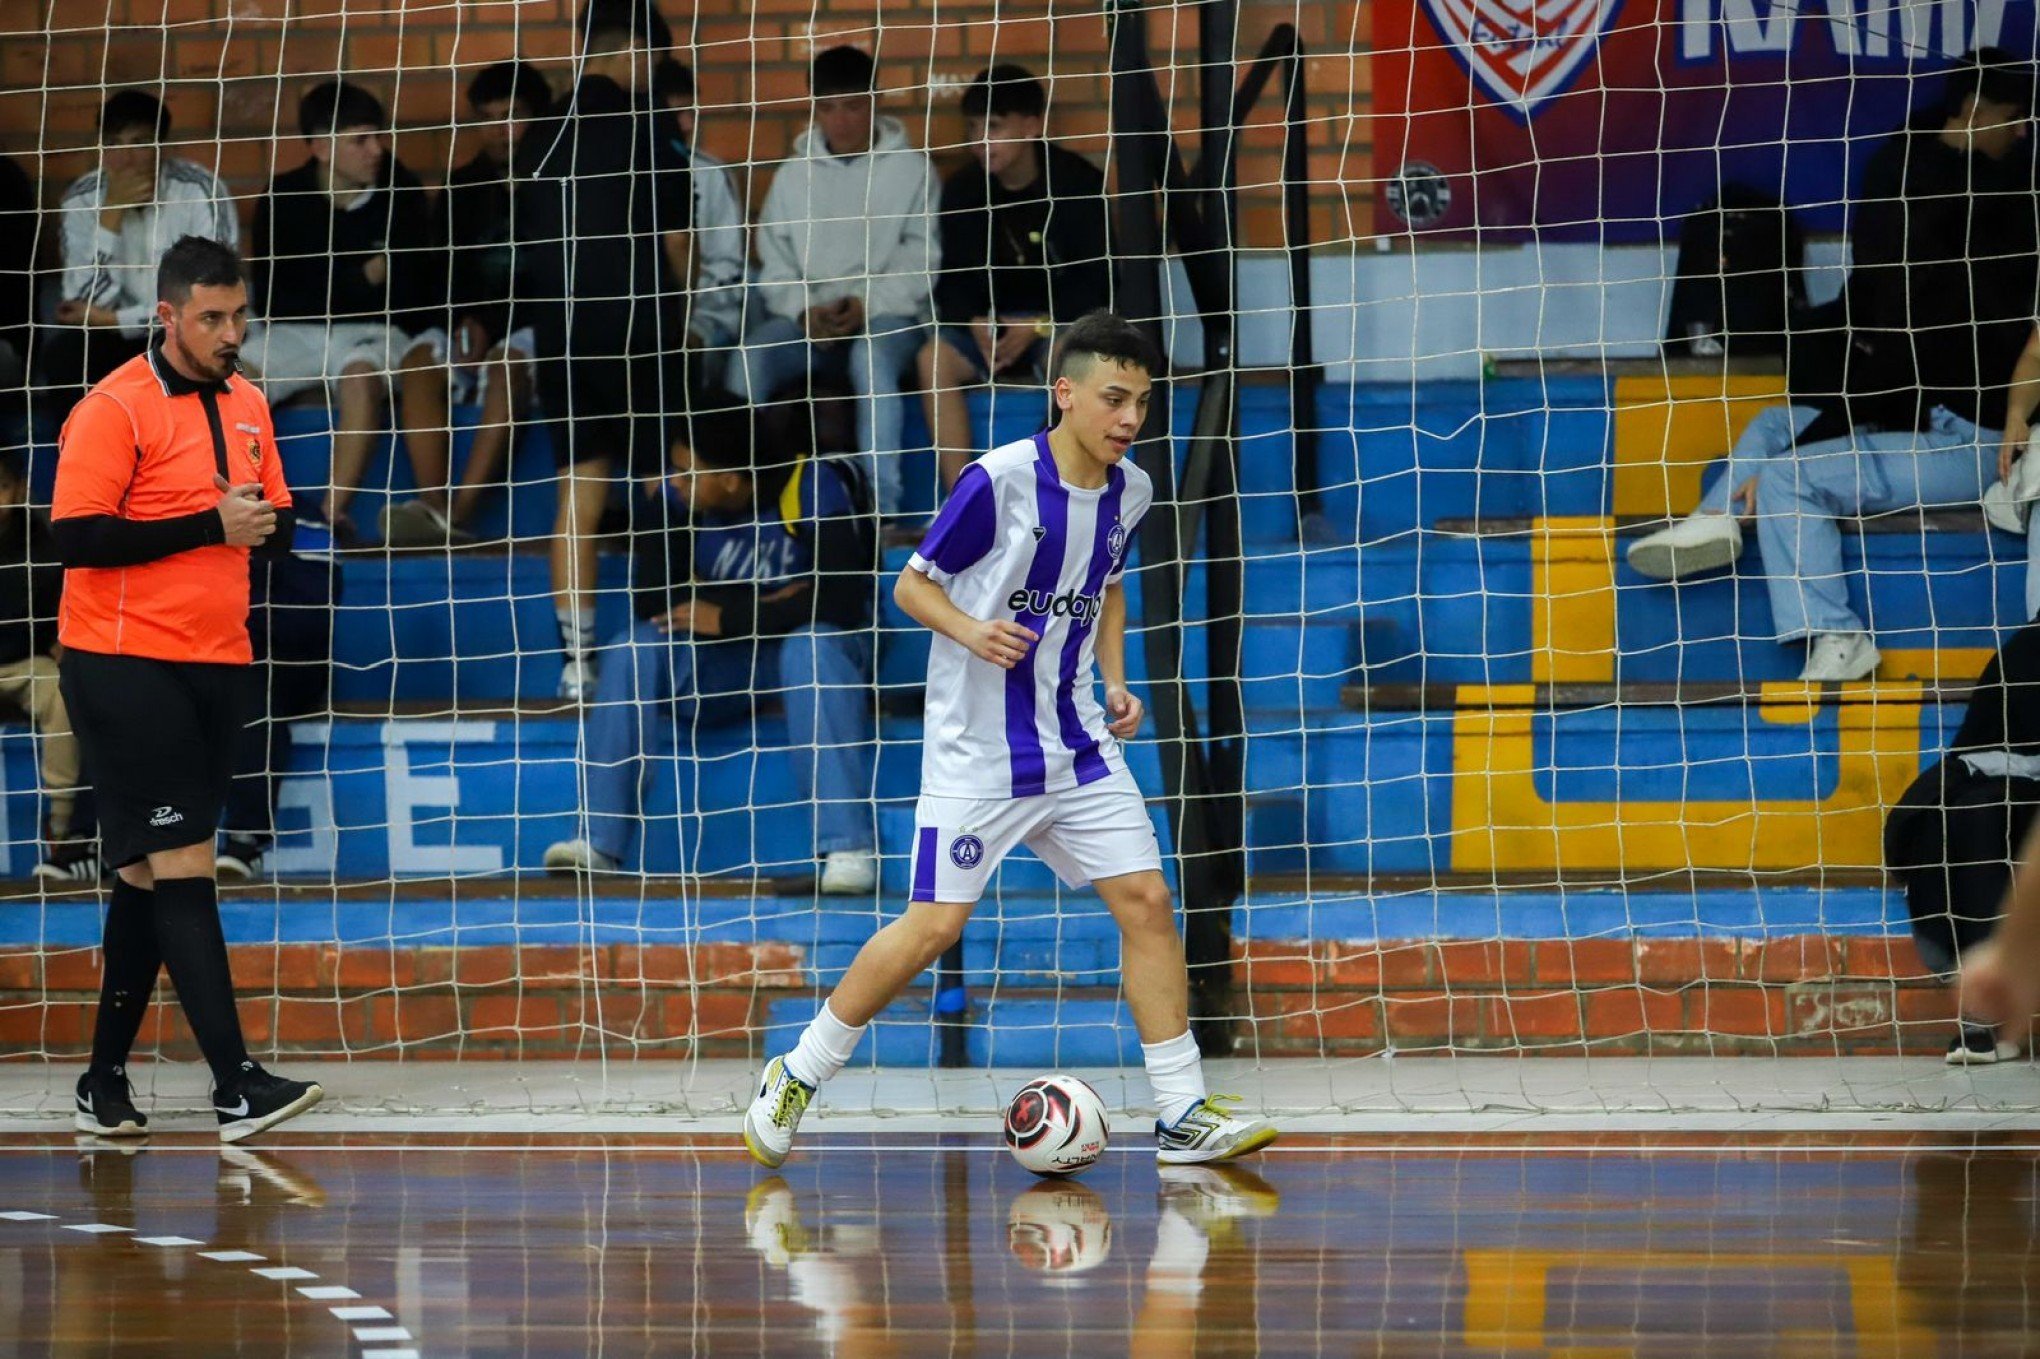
left=168, top=322, right=239, bottom=385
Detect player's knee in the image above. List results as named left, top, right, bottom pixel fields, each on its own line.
left=1114, top=878, right=1177, bottom=934
left=900, top=906, right=965, bottom=959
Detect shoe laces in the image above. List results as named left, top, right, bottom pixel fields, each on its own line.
left=1185, top=1093, right=1244, bottom=1127
left=771, top=1071, right=814, bottom=1129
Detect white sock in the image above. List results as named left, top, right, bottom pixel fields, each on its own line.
left=783, top=1001, right=865, bottom=1088
left=1145, top=1207, right=1209, bottom=1295
left=1143, top=1030, right=1206, bottom=1128
left=556, top=607, right=596, bottom=660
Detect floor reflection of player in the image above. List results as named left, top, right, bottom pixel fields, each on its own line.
left=1897, top=1148, right=2040, bottom=1338
left=51, top=1141, right=329, bottom=1355
left=1134, top=1165, right=1280, bottom=1358
left=745, top=1176, right=903, bottom=1357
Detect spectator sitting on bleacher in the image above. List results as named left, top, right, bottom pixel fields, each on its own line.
left=245, top=79, right=464, bottom=550
left=655, top=57, right=748, bottom=392
left=217, top=508, right=338, bottom=883
left=542, top=399, right=879, bottom=894
left=1885, top=619, right=2040, bottom=1064
left=1625, top=50, right=2037, bottom=682
left=440, top=60, right=552, bottom=540
left=43, top=91, right=237, bottom=409
left=0, top=449, right=96, bottom=880
left=517, top=0, right=693, bottom=704
left=919, top=64, right=1111, bottom=493
left=738, top=45, right=938, bottom=519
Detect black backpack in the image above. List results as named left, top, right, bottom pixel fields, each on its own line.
left=1664, top=186, right=1808, bottom=358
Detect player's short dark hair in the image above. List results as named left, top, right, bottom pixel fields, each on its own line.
left=811, top=46, right=875, bottom=98
left=960, top=64, right=1045, bottom=121
left=157, top=235, right=245, bottom=305
left=101, top=89, right=170, bottom=142
left=1947, top=47, right=2036, bottom=115
left=467, top=60, right=552, bottom=118
left=1052, top=311, right=1161, bottom=383
left=654, top=56, right=695, bottom=107
left=299, top=79, right=386, bottom=139
left=579, top=0, right=673, bottom=56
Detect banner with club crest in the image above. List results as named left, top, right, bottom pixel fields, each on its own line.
left=1373, top=0, right=2039, bottom=241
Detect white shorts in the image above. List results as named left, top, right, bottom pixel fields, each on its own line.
left=909, top=767, right=1164, bottom=904
left=417, top=325, right=538, bottom=403
left=242, top=321, right=430, bottom=405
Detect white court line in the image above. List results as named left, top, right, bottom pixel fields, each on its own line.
left=80, top=1138, right=2040, bottom=1157
left=197, top=1249, right=263, bottom=1262
left=61, top=1222, right=130, bottom=1234
left=362, top=1349, right=419, bottom=1359
left=0, top=1210, right=56, bottom=1220
left=355, top=1327, right=413, bottom=1342
left=251, top=1265, right=319, bottom=1280
left=331, top=1305, right=394, bottom=1321
left=135, top=1235, right=204, bottom=1247
left=297, top=1285, right=359, bottom=1300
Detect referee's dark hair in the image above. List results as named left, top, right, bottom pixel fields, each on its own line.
left=1052, top=311, right=1162, bottom=383
left=101, top=89, right=170, bottom=143
left=298, top=79, right=387, bottom=140
left=158, top=235, right=245, bottom=306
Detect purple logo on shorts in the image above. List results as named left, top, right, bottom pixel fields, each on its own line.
left=949, top=834, right=985, bottom=869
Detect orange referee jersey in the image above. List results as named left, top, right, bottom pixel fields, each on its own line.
left=54, top=341, right=292, bottom=665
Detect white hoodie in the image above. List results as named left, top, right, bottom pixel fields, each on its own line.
left=59, top=158, right=240, bottom=336
left=753, top=115, right=938, bottom=324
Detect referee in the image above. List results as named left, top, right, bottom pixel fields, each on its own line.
left=57, top=235, right=322, bottom=1143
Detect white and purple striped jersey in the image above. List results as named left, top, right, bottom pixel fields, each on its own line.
left=907, top=431, right=1153, bottom=800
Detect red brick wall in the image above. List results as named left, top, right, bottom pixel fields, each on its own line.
left=2, top=0, right=1367, bottom=252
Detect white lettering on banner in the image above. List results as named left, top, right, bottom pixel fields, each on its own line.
left=1678, top=0, right=1998, bottom=60
left=382, top=722, right=504, bottom=876
left=270, top=778, right=339, bottom=876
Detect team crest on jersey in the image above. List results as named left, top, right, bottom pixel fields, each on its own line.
left=1417, top=0, right=1621, bottom=120
left=949, top=834, right=985, bottom=869
left=1106, top=521, right=1127, bottom=562
left=245, top=437, right=262, bottom=468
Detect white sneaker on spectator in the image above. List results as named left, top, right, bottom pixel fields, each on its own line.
left=1798, top=632, right=1880, bottom=682
left=819, top=850, right=877, bottom=895
left=542, top=839, right=619, bottom=873
left=559, top=657, right=598, bottom=703
left=1625, top=514, right=1744, bottom=581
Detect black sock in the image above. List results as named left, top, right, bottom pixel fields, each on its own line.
left=88, top=878, right=162, bottom=1075
left=150, top=876, right=251, bottom=1089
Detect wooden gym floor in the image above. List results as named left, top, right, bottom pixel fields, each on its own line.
left=1, top=1131, right=2037, bottom=1355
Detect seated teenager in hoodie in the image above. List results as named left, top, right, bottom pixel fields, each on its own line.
left=737, top=46, right=938, bottom=518
left=918, top=64, right=1111, bottom=493
left=541, top=399, right=879, bottom=895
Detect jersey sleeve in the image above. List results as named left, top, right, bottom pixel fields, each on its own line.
left=1105, top=469, right=1152, bottom=585
left=907, top=462, right=998, bottom=584
left=52, top=392, right=140, bottom=522
left=252, top=400, right=292, bottom=510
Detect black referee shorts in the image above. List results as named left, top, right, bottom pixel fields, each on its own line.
left=60, top=649, right=249, bottom=869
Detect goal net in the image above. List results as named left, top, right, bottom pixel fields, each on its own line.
left=1, top=0, right=2036, bottom=1122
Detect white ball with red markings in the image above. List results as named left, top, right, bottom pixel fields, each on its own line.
left=1003, top=1074, right=1109, bottom=1177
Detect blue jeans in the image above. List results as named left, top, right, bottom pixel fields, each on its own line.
left=734, top=313, right=925, bottom=514
left=581, top=620, right=875, bottom=865
left=1694, top=403, right=1822, bottom=515
left=1752, top=407, right=1997, bottom=640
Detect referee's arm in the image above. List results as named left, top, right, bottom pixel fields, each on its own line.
left=50, top=393, right=269, bottom=566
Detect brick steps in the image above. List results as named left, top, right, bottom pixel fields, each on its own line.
left=1, top=933, right=1952, bottom=1063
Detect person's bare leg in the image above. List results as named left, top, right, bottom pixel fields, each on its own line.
left=324, top=360, right=382, bottom=527
left=551, top=456, right=612, bottom=624
left=451, top=347, right=528, bottom=530
left=917, top=340, right=980, bottom=492
left=1095, top=870, right=1190, bottom=1043
left=397, top=341, right=451, bottom=516
left=823, top=901, right=973, bottom=1027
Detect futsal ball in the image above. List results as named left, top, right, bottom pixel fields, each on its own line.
left=1003, top=1073, right=1109, bottom=1177
left=1007, top=1181, right=1113, bottom=1277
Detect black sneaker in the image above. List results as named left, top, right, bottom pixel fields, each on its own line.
left=1947, top=1022, right=2020, bottom=1066
left=215, top=836, right=267, bottom=883
left=213, top=1063, right=323, bottom=1144
left=74, top=1066, right=148, bottom=1137
left=36, top=838, right=103, bottom=884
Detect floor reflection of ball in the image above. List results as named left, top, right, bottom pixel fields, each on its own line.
left=1007, top=1181, right=1114, bottom=1278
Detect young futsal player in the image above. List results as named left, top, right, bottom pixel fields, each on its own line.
left=1958, top=819, right=2040, bottom=1030
left=745, top=310, right=1278, bottom=1167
